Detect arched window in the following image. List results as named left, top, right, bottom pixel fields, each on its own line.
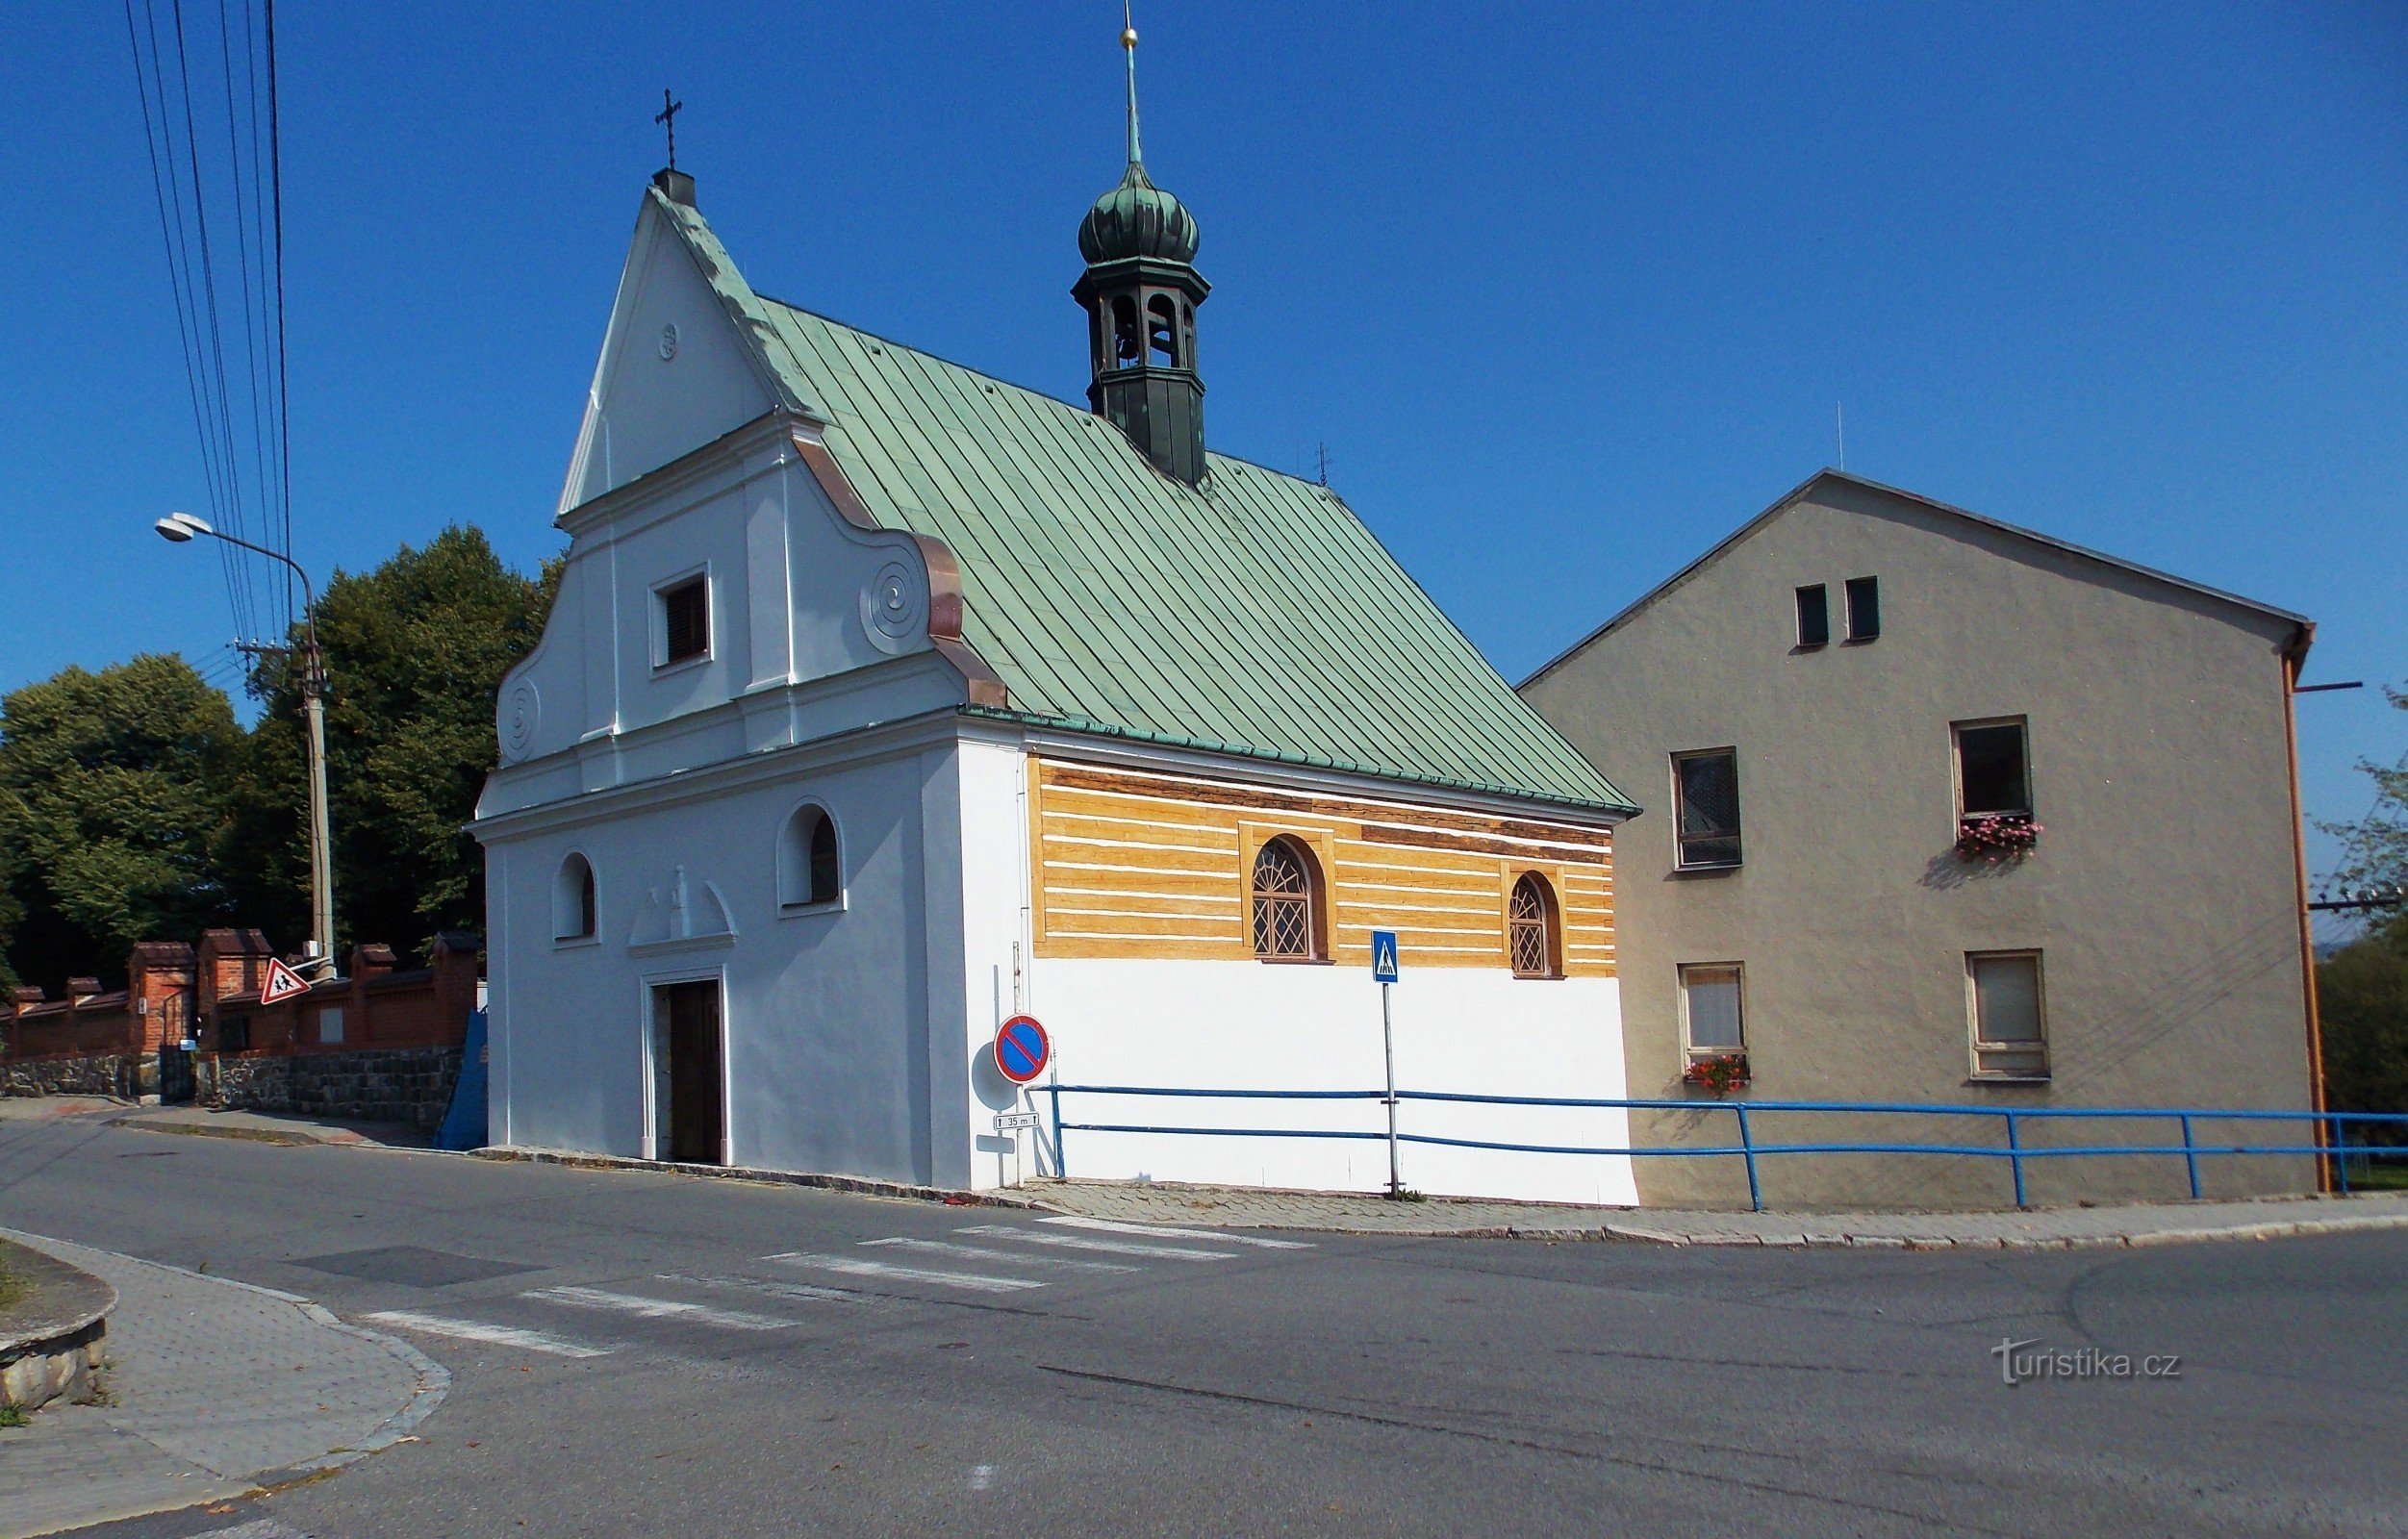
left=779, top=804, right=843, bottom=910
left=553, top=853, right=596, bottom=942
left=1508, top=872, right=1560, bottom=979
left=1147, top=294, right=1180, bottom=366
left=1251, top=837, right=1323, bottom=961
left=1111, top=296, right=1142, bottom=367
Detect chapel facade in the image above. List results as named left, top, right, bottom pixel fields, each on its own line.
left=473, top=33, right=1638, bottom=1200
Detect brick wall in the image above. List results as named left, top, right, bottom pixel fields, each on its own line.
left=4, top=932, right=480, bottom=1128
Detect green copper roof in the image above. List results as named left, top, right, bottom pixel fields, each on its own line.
left=655, top=190, right=1633, bottom=816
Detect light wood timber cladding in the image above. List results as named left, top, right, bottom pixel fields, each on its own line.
left=1028, top=757, right=1614, bottom=974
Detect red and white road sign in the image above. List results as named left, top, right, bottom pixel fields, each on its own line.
left=259, top=958, right=312, bottom=1006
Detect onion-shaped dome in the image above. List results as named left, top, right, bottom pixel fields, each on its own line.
left=1077, top=162, right=1200, bottom=266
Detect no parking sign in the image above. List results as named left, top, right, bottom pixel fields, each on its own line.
left=993, top=1014, right=1051, bottom=1084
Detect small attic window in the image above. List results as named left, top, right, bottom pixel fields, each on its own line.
left=658, top=576, right=709, bottom=667
left=1795, top=585, right=1830, bottom=648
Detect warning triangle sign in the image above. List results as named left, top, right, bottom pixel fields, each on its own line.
left=259, top=958, right=312, bottom=1006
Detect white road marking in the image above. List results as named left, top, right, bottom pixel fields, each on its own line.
left=523, top=1285, right=798, bottom=1331
left=1038, top=1215, right=1315, bottom=1249
left=661, top=1272, right=870, bottom=1305
left=862, top=1237, right=1139, bottom=1274
left=362, top=1309, right=613, bottom=1359
left=765, top=1251, right=1048, bottom=1293
left=953, top=1224, right=1234, bottom=1261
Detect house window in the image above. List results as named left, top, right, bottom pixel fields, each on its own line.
left=1673, top=749, right=1741, bottom=869
left=553, top=853, right=596, bottom=942
left=1251, top=837, right=1323, bottom=961
left=659, top=576, right=710, bottom=667
left=1955, top=719, right=2031, bottom=818
left=1844, top=576, right=1881, bottom=642
left=1795, top=585, right=1830, bottom=648
left=778, top=804, right=843, bottom=910
left=1508, top=872, right=1560, bottom=978
left=1967, top=951, right=2047, bottom=1078
left=1679, top=964, right=1745, bottom=1057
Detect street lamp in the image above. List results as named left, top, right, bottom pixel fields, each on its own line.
left=155, top=511, right=339, bottom=978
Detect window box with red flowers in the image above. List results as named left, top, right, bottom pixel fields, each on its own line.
left=1956, top=814, right=2040, bottom=860
left=1682, top=1052, right=1751, bottom=1096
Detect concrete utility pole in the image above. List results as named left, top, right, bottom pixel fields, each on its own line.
left=157, top=511, right=339, bottom=977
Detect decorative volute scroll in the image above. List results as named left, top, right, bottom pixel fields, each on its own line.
left=789, top=430, right=1008, bottom=708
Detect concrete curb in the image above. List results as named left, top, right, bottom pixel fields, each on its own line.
left=0, top=1242, right=115, bottom=1414
left=471, top=1144, right=1042, bottom=1210
left=1015, top=1180, right=2408, bottom=1249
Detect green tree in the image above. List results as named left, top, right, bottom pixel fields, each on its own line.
left=0, top=656, right=240, bottom=992
left=2318, top=678, right=2408, bottom=1129
left=2319, top=918, right=2408, bottom=1129
left=224, top=527, right=555, bottom=961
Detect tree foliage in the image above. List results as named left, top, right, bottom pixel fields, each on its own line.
left=2318, top=680, right=2408, bottom=1125
left=226, top=526, right=556, bottom=961
left=2320, top=918, right=2408, bottom=1128
left=0, top=656, right=241, bottom=992
left=2, top=527, right=552, bottom=988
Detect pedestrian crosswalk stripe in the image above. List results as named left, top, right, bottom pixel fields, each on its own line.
left=862, top=1237, right=1140, bottom=1274
left=1038, top=1215, right=1315, bottom=1249
left=523, top=1285, right=798, bottom=1331
left=765, top=1251, right=1049, bottom=1293
left=362, top=1309, right=612, bottom=1358
left=954, top=1224, right=1234, bottom=1261
left=660, top=1272, right=869, bottom=1305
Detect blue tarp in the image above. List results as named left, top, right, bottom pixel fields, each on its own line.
left=434, top=1011, right=489, bottom=1151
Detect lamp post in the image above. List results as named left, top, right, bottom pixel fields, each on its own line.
left=155, top=511, right=338, bottom=978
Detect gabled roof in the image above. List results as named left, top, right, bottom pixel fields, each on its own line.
left=648, top=189, right=1634, bottom=817
left=1521, top=468, right=2312, bottom=690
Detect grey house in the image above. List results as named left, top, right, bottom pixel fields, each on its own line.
left=1521, top=471, right=2321, bottom=1209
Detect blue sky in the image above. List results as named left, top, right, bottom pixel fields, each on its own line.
left=4, top=2, right=2401, bottom=915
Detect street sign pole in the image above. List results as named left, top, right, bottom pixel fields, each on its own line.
left=1371, top=929, right=1401, bottom=1197
left=1381, top=978, right=1400, bottom=1198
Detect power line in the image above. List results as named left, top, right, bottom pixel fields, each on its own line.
left=122, top=0, right=292, bottom=643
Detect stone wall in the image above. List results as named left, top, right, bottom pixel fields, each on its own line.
left=204, top=1046, right=466, bottom=1131
left=0, top=1055, right=146, bottom=1100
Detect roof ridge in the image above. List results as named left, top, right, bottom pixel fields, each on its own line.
left=752, top=293, right=1337, bottom=495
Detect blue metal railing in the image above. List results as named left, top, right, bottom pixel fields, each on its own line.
left=1038, top=1084, right=2408, bottom=1211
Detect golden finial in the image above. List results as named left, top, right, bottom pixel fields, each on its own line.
left=1123, top=1, right=1137, bottom=49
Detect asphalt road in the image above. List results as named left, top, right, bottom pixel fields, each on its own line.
left=3, top=1115, right=2402, bottom=1538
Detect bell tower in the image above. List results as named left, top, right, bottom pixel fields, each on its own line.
left=1073, top=19, right=1209, bottom=485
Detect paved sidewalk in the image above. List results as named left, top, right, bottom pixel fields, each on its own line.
left=110, top=1105, right=430, bottom=1148
left=0, top=1228, right=447, bottom=1539
left=1025, top=1178, right=2408, bottom=1248
left=0, top=1096, right=125, bottom=1123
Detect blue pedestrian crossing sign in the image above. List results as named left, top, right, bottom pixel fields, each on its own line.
left=1371, top=930, right=1400, bottom=983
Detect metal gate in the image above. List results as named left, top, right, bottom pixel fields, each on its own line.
left=158, top=1045, right=195, bottom=1104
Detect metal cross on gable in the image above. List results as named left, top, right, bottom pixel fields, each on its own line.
left=655, top=88, right=684, bottom=170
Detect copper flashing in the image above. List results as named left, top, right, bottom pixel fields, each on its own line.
left=789, top=432, right=1010, bottom=709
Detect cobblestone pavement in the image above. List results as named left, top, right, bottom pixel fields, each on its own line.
left=1024, top=1177, right=2408, bottom=1248
left=0, top=1229, right=446, bottom=1539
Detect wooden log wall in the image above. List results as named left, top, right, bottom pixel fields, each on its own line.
left=1027, top=758, right=1615, bottom=975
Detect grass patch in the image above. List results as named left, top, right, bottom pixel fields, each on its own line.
left=0, top=1401, right=26, bottom=1429
left=2341, top=1157, right=2408, bottom=1192
left=0, top=1249, right=21, bottom=1314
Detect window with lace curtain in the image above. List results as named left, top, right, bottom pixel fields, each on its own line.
left=1251, top=837, right=1322, bottom=961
